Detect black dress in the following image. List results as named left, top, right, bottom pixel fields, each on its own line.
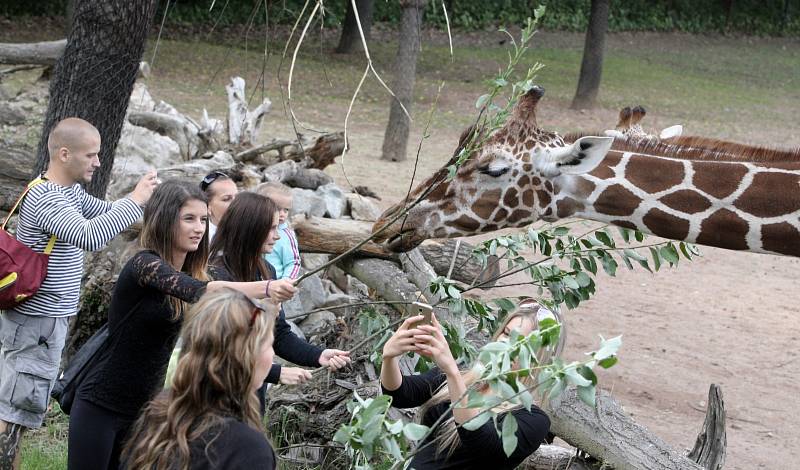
left=185, top=417, right=276, bottom=469
left=382, top=368, right=551, bottom=470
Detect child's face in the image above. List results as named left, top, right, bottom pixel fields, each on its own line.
left=269, top=192, right=293, bottom=225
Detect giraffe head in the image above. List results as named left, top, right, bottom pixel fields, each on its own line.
left=372, top=86, right=614, bottom=252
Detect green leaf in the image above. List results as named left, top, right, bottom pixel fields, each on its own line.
left=575, top=271, right=592, bottom=287
left=387, top=419, right=403, bottom=435
left=660, top=244, right=679, bottom=264
left=501, top=414, right=519, bottom=457
left=403, top=422, right=430, bottom=441
left=577, top=365, right=598, bottom=385
left=562, top=275, right=580, bottom=289
left=618, top=227, right=632, bottom=243
left=649, top=247, right=662, bottom=271
left=600, top=255, right=618, bottom=276
left=476, top=93, right=491, bottom=109
left=595, top=230, right=614, bottom=248
left=565, top=366, right=592, bottom=387
left=598, top=356, right=618, bottom=369
left=382, top=436, right=403, bottom=461
left=462, top=411, right=492, bottom=431
left=594, top=335, right=623, bottom=360
left=577, top=384, right=597, bottom=407
left=547, top=377, right=567, bottom=400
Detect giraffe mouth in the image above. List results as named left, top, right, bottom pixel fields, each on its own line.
left=385, top=229, right=422, bottom=253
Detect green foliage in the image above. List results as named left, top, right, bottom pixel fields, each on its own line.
left=4, top=0, right=797, bottom=35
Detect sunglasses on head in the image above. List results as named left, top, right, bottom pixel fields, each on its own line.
left=200, top=171, right=228, bottom=192
left=245, top=297, right=275, bottom=329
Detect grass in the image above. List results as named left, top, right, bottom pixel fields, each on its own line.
left=21, top=405, right=68, bottom=470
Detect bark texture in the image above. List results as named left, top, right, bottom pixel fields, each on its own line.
left=336, top=0, right=374, bottom=53
left=570, top=0, right=609, bottom=110
left=688, top=384, right=726, bottom=470
left=33, top=0, right=159, bottom=198
left=380, top=0, right=427, bottom=162
left=0, top=40, right=66, bottom=65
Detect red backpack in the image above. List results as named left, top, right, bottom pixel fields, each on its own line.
left=0, top=177, right=57, bottom=310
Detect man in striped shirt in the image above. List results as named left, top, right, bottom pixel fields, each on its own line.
left=0, top=118, right=157, bottom=468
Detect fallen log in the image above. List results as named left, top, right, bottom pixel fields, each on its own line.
left=127, top=111, right=200, bottom=160
left=226, top=76, right=270, bottom=146
left=418, top=239, right=500, bottom=289
left=523, top=445, right=594, bottom=470
left=235, top=132, right=345, bottom=171
left=291, top=215, right=397, bottom=260
left=545, top=387, right=704, bottom=470
left=0, top=40, right=66, bottom=65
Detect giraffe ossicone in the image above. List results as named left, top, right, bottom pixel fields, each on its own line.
left=372, top=88, right=800, bottom=258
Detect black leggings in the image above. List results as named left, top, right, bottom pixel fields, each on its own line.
left=68, top=397, right=136, bottom=470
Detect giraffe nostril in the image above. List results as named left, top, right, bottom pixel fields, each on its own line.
left=528, top=85, right=545, bottom=98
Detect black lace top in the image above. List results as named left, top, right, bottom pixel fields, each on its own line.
left=79, top=250, right=207, bottom=417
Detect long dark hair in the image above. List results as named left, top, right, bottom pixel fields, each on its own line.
left=139, top=180, right=210, bottom=316
left=209, top=192, right=277, bottom=282
left=122, top=289, right=277, bottom=470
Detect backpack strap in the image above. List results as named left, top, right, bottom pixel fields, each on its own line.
left=2, top=176, right=58, bottom=253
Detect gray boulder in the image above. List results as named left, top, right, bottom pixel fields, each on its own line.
left=107, top=122, right=182, bottom=199
left=316, top=183, right=347, bottom=219
left=298, top=310, right=336, bottom=338
left=290, top=188, right=326, bottom=218
left=282, top=273, right=327, bottom=320
left=346, top=193, right=383, bottom=222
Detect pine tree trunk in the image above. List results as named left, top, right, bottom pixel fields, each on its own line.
left=380, top=0, right=427, bottom=162
left=336, top=0, right=374, bottom=54
left=570, top=0, right=609, bottom=110
left=33, top=0, right=158, bottom=198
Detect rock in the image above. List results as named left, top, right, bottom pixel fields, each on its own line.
left=347, top=275, right=369, bottom=297
left=107, top=122, right=182, bottom=199
left=137, top=61, right=151, bottom=79
left=301, top=253, right=330, bottom=271
left=290, top=188, right=326, bottom=218
left=324, top=265, right=350, bottom=293
left=0, top=101, right=27, bottom=125
left=346, top=193, right=382, bottom=222
left=157, top=150, right=235, bottom=183
left=282, top=273, right=327, bottom=320
left=320, top=278, right=344, bottom=295
left=285, top=168, right=332, bottom=190
left=263, top=159, right=297, bottom=183
left=298, top=310, right=336, bottom=338
left=320, top=293, right=356, bottom=318
left=128, top=82, right=155, bottom=113
left=154, top=99, right=181, bottom=117
left=237, top=165, right=263, bottom=189
left=316, top=183, right=347, bottom=219
left=286, top=319, right=306, bottom=342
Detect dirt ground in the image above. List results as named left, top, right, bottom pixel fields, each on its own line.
left=3, top=19, right=798, bottom=468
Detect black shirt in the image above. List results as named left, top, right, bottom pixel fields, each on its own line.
left=186, top=418, right=276, bottom=470
left=208, top=261, right=324, bottom=383
left=382, top=368, right=550, bottom=470
left=79, top=250, right=207, bottom=417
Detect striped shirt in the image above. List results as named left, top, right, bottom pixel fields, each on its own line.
left=13, top=180, right=143, bottom=317
left=264, top=222, right=302, bottom=279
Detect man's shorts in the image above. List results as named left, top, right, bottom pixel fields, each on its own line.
left=0, top=310, right=69, bottom=429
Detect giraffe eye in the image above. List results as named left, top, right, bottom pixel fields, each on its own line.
left=479, top=166, right=509, bottom=177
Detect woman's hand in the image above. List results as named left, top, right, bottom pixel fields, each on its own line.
left=382, top=315, right=425, bottom=359
left=279, top=367, right=312, bottom=385
left=268, top=279, right=297, bottom=302
left=413, top=314, right=458, bottom=376
left=319, top=349, right=351, bottom=370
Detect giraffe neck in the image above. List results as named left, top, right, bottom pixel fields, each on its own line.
left=548, top=151, right=800, bottom=256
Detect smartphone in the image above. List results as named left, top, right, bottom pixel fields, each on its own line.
left=410, top=302, right=433, bottom=328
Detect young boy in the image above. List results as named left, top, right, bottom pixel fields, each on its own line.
left=256, top=182, right=301, bottom=279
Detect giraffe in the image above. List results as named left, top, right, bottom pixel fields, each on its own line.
left=602, top=105, right=683, bottom=142
left=372, top=86, right=800, bottom=257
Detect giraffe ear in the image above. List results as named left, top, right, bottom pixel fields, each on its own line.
left=540, top=136, right=613, bottom=176
left=659, top=125, right=683, bottom=139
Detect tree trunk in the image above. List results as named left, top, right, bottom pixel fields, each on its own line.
left=380, top=0, right=427, bottom=162
left=417, top=239, right=500, bottom=288
left=570, top=0, right=609, bottom=110
left=336, top=0, right=374, bottom=54
left=291, top=215, right=398, bottom=260
left=687, top=384, right=726, bottom=469
left=33, top=0, right=158, bottom=198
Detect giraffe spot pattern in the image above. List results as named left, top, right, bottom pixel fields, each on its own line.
left=594, top=184, right=642, bottom=216
left=536, top=189, right=551, bottom=208
left=571, top=179, right=596, bottom=199
left=473, top=189, right=502, bottom=219
left=642, top=208, right=690, bottom=240
left=626, top=157, right=684, bottom=194
left=734, top=172, right=800, bottom=218
left=611, top=220, right=638, bottom=230
left=531, top=177, right=541, bottom=186
left=494, top=208, right=508, bottom=220
left=589, top=152, right=621, bottom=180
left=556, top=197, right=584, bottom=218
left=692, top=162, right=748, bottom=199
left=508, top=209, right=532, bottom=224
left=696, top=209, right=749, bottom=250
left=522, top=189, right=534, bottom=207
left=761, top=222, right=800, bottom=257
left=659, top=190, right=713, bottom=214
left=503, top=188, right=519, bottom=208
left=453, top=215, right=481, bottom=232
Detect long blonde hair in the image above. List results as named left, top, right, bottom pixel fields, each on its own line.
left=418, top=299, right=565, bottom=456
left=122, top=288, right=277, bottom=470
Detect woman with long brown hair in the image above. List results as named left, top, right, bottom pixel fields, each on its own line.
left=67, top=181, right=276, bottom=470
left=209, top=192, right=349, bottom=397
left=123, top=288, right=278, bottom=469
left=380, top=300, right=558, bottom=469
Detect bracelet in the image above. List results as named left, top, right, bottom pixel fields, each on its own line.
left=265, top=280, right=272, bottom=298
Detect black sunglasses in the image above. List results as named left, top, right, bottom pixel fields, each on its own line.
left=200, top=171, right=229, bottom=192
